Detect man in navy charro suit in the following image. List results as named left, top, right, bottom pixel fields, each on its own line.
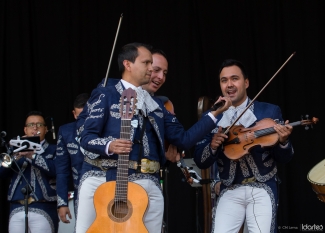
left=75, top=42, right=232, bottom=233
left=55, top=93, right=89, bottom=230
left=194, top=59, right=294, bottom=233
left=0, top=111, right=58, bottom=233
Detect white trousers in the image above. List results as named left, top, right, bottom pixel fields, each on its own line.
left=75, top=176, right=164, bottom=233
left=213, top=186, right=272, bottom=233
left=9, top=211, right=52, bottom=233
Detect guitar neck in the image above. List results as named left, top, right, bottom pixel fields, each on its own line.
left=115, top=118, right=131, bottom=201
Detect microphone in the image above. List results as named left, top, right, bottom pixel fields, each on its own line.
left=51, top=118, right=56, bottom=140
left=210, top=100, right=226, bottom=111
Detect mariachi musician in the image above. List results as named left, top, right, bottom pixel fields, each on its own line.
left=0, top=111, right=58, bottom=233
left=194, top=59, right=294, bottom=233
left=75, top=44, right=222, bottom=233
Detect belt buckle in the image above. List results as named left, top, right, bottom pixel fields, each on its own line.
left=140, top=159, right=159, bottom=173
left=241, top=177, right=256, bottom=184
left=19, top=196, right=35, bottom=205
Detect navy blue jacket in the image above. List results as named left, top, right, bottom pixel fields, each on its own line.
left=55, top=121, right=84, bottom=208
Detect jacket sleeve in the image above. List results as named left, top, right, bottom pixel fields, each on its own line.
left=193, top=124, right=221, bottom=170
left=163, top=107, right=217, bottom=150
left=55, top=126, right=71, bottom=207
left=79, top=88, right=111, bottom=157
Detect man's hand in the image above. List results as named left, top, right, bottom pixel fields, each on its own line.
left=17, top=151, right=34, bottom=159
left=165, top=144, right=185, bottom=162
left=108, top=139, right=133, bottom=154
left=210, top=96, right=232, bottom=117
left=210, top=127, right=228, bottom=150
left=58, top=206, right=72, bottom=223
left=274, top=120, right=293, bottom=145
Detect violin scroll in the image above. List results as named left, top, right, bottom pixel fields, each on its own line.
left=300, top=115, right=318, bottom=130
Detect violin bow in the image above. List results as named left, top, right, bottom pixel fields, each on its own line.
left=224, top=52, right=296, bottom=135
left=103, top=13, right=123, bottom=87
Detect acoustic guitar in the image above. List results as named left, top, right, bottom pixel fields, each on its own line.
left=87, top=88, right=149, bottom=233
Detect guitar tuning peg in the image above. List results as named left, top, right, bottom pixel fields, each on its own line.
left=305, top=114, right=309, bottom=119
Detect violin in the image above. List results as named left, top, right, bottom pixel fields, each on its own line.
left=223, top=116, right=319, bottom=160
left=162, top=97, right=193, bottom=185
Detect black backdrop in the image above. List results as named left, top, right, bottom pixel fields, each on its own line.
left=1, top=1, right=324, bottom=232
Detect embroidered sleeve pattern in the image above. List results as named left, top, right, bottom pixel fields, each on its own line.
left=201, top=145, right=211, bottom=163
left=57, top=195, right=67, bottom=206
left=35, top=156, right=49, bottom=171
left=81, top=147, right=100, bottom=159
left=88, top=138, right=110, bottom=146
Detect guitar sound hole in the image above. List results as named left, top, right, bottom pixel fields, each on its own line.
left=108, top=200, right=133, bottom=222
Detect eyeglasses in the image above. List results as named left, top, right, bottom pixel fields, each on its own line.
left=25, top=123, right=46, bottom=128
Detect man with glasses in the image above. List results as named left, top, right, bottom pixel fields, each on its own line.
left=0, top=111, right=58, bottom=233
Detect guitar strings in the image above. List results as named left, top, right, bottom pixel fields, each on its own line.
left=116, top=96, right=133, bottom=222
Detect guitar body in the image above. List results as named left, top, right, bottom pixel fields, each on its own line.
left=87, top=181, right=149, bottom=233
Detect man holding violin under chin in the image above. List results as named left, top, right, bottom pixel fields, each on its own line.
left=194, top=59, right=294, bottom=233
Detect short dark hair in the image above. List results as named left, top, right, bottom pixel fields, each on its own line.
left=218, top=59, right=248, bottom=79
left=25, top=111, right=46, bottom=125
left=73, top=93, right=89, bottom=109
left=117, top=42, right=153, bottom=74
left=151, top=48, right=168, bottom=61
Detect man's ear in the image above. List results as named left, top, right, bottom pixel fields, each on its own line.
left=123, top=60, right=131, bottom=71
left=72, top=110, right=77, bottom=120
left=245, top=78, right=249, bottom=88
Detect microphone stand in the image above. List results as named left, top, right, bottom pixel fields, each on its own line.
left=22, top=184, right=32, bottom=233
left=1, top=137, right=39, bottom=233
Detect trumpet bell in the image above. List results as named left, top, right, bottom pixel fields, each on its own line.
left=0, top=153, right=12, bottom=168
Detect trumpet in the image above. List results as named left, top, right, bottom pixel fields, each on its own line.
left=0, top=153, right=12, bottom=168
